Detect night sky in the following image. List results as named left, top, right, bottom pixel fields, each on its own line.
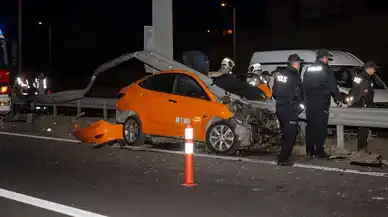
left=0, top=0, right=387, bottom=93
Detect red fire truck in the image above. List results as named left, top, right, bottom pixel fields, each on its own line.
left=0, top=28, right=12, bottom=116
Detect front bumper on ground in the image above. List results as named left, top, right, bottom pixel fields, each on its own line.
left=73, top=120, right=123, bottom=144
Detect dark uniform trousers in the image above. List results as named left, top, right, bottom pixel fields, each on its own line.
left=352, top=103, right=370, bottom=151
left=305, top=94, right=331, bottom=155
left=276, top=103, right=299, bottom=161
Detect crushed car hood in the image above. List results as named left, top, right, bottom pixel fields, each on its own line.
left=211, top=73, right=265, bottom=101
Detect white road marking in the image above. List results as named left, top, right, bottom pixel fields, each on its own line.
left=0, top=131, right=80, bottom=143
left=1, top=131, right=388, bottom=178
left=0, top=188, right=108, bottom=217
left=130, top=146, right=388, bottom=177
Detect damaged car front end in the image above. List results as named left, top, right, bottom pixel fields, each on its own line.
left=72, top=51, right=282, bottom=155
left=206, top=74, right=281, bottom=154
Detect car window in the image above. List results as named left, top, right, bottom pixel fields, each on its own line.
left=139, top=73, right=176, bottom=94
left=175, top=74, right=210, bottom=100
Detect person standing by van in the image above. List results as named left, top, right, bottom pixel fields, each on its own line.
left=348, top=61, right=379, bottom=153
left=273, top=54, right=304, bottom=166
left=302, top=49, right=342, bottom=159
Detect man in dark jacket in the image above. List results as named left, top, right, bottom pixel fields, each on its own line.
left=302, top=49, right=343, bottom=159
left=273, top=54, right=304, bottom=166
left=348, top=61, right=379, bottom=152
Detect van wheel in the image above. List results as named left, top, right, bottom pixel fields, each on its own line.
left=123, top=115, right=145, bottom=146
left=206, top=120, right=240, bottom=155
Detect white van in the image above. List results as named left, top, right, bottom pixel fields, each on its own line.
left=249, top=50, right=388, bottom=107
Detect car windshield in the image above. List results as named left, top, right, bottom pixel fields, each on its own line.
left=0, top=39, right=8, bottom=70
left=211, top=73, right=265, bottom=101
left=333, top=65, right=386, bottom=89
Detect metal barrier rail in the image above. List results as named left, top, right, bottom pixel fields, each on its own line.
left=11, top=97, right=116, bottom=120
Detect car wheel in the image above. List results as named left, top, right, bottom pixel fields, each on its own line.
left=123, top=115, right=145, bottom=146
left=205, top=120, right=240, bottom=155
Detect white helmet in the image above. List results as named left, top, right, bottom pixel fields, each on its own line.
left=248, top=63, right=262, bottom=75
left=221, top=57, right=235, bottom=70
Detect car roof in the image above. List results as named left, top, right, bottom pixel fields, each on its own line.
left=137, top=69, right=217, bottom=100
left=137, top=70, right=193, bottom=82
left=156, top=69, right=194, bottom=76
left=250, top=49, right=364, bottom=66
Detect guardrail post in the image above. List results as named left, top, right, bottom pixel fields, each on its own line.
left=336, top=125, right=345, bottom=151
left=53, top=104, right=57, bottom=116
left=77, top=100, right=81, bottom=116
left=103, top=100, right=108, bottom=120
left=368, top=129, right=372, bottom=142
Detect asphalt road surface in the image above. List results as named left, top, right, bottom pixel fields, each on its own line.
left=1, top=134, right=388, bottom=217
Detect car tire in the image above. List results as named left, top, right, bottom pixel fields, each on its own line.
left=122, top=115, right=145, bottom=146
left=205, top=120, right=240, bottom=155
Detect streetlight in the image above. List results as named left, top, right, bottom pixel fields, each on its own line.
left=38, top=21, right=52, bottom=75
left=221, top=2, right=236, bottom=62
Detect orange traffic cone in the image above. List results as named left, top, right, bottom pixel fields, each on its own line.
left=182, top=123, right=197, bottom=187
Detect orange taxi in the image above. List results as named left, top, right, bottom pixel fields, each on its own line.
left=74, top=68, right=271, bottom=154
left=114, top=70, right=242, bottom=153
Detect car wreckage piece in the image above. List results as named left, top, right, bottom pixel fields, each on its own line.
left=73, top=120, right=123, bottom=145
left=72, top=50, right=283, bottom=154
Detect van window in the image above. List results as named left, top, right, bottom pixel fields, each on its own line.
left=333, top=66, right=353, bottom=88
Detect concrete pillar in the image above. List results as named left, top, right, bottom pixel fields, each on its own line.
left=152, top=0, right=173, bottom=59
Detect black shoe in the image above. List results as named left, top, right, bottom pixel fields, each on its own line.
left=316, top=152, right=331, bottom=159
left=277, top=160, right=294, bottom=166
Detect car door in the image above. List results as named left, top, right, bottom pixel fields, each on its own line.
left=137, top=73, right=178, bottom=137
left=169, top=74, right=214, bottom=141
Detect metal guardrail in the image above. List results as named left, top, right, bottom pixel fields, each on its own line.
left=11, top=97, right=116, bottom=120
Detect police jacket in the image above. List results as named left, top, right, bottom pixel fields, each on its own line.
left=273, top=65, right=303, bottom=104
left=302, top=60, right=341, bottom=101
left=349, top=71, right=374, bottom=108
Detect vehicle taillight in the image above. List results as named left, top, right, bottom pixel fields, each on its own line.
left=0, top=86, right=10, bottom=94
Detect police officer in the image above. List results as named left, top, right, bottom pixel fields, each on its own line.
left=273, top=54, right=304, bottom=166
left=302, top=49, right=343, bottom=159
left=348, top=61, right=379, bottom=153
